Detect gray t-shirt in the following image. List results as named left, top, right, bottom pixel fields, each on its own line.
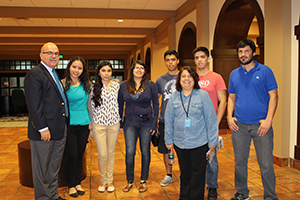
left=156, top=73, right=177, bottom=122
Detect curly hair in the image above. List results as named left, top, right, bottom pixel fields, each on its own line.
left=126, top=60, right=148, bottom=94
left=64, top=56, right=91, bottom=94
left=92, top=60, right=113, bottom=108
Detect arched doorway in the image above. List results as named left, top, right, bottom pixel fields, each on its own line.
left=178, top=22, right=197, bottom=70
left=212, top=0, right=264, bottom=129
left=145, top=47, right=151, bottom=80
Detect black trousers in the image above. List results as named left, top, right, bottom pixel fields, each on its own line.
left=64, top=125, right=89, bottom=188
left=174, top=143, right=209, bottom=200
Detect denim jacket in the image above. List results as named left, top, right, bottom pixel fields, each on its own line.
left=164, top=89, right=218, bottom=149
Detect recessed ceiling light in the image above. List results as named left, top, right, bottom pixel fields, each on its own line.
left=16, top=17, right=29, bottom=21
left=118, top=20, right=123, bottom=23
left=58, top=19, right=64, bottom=21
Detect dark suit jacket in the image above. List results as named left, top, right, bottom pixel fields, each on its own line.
left=24, top=63, right=69, bottom=140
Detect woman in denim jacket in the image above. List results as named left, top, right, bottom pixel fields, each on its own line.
left=165, top=66, right=218, bottom=200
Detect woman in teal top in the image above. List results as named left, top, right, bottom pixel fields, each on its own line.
left=62, top=56, right=91, bottom=198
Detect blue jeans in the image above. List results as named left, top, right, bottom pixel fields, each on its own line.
left=232, top=121, right=278, bottom=200
left=206, top=154, right=219, bottom=190
left=124, top=119, right=152, bottom=183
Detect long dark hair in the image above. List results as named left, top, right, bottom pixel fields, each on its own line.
left=175, top=66, right=200, bottom=91
left=127, top=60, right=148, bottom=94
left=64, top=56, right=91, bottom=94
left=92, top=60, right=113, bottom=107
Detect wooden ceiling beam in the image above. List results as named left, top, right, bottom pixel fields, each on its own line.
left=0, top=45, right=136, bottom=51
left=0, top=6, right=175, bottom=20
left=0, top=26, right=154, bottom=35
left=0, top=49, right=131, bottom=55
left=0, top=37, right=144, bottom=44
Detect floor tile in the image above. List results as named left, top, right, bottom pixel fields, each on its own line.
left=0, top=127, right=300, bottom=199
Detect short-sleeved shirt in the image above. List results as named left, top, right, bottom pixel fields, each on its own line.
left=228, top=61, right=278, bottom=124
left=156, top=73, right=177, bottom=122
left=198, top=71, right=227, bottom=113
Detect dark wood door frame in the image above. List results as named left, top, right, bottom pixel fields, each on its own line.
left=211, top=0, right=264, bottom=129
left=178, top=22, right=197, bottom=70
left=145, top=47, right=151, bottom=80
left=295, top=17, right=300, bottom=161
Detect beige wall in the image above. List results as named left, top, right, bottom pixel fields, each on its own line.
left=265, top=0, right=291, bottom=158
left=151, top=44, right=168, bottom=83
left=290, top=0, right=300, bottom=158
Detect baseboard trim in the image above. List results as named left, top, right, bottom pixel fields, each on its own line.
left=273, top=155, right=300, bottom=170
left=290, top=158, right=300, bottom=170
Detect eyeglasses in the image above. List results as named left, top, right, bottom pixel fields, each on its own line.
left=42, top=51, right=60, bottom=57
left=134, top=67, right=144, bottom=71
left=165, top=58, right=176, bottom=62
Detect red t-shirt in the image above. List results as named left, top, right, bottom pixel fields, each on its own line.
left=198, top=71, right=227, bottom=113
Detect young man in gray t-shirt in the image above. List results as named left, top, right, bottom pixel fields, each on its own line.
left=156, top=49, right=179, bottom=186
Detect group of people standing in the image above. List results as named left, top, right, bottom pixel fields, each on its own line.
left=24, top=38, right=279, bottom=200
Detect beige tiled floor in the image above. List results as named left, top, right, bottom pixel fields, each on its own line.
left=0, top=127, right=300, bottom=199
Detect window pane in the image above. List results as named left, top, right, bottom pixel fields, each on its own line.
left=1, top=77, right=9, bottom=87
left=5, top=61, right=9, bottom=70
left=19, top=77, right=25, bottom=87
left=116, top=76, right=123, bottom=82
left=0, top=61, right=4, bottom=70
left=63, top=60, right=69, bottom=65
left=10, top=77, right=17, bottom=87
left=10, top=61, right=15, bottom=70
left=1, top=88, right=9, bottom=95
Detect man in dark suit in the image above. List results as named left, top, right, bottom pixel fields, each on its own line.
left=24, top=42, right=69, bottom=200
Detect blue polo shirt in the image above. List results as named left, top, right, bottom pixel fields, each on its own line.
left=228, top=61, right=277, bottom=124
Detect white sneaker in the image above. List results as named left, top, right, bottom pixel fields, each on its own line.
left=160, top=175, right=173, bottom=186
left=98, top=184, right=106, bottom=193
left=107, top=183, right=115, bottom=192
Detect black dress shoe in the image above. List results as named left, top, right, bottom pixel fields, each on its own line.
left=77, top=190, right=85, bottom=195
left=208, top=187, right=218, bottom=200
left=69, top=191, right=78, bottom=198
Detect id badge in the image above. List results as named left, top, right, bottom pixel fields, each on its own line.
left=185, top=118, right=191, bottom=127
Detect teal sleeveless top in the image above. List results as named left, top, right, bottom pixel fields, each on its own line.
left=66, top=84, right=91, bottom=125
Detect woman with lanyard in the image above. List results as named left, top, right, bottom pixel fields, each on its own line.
left=164, top=66, right=218, bottom=200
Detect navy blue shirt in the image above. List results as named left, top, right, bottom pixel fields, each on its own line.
left=118, top=80, right=159, bottom=132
